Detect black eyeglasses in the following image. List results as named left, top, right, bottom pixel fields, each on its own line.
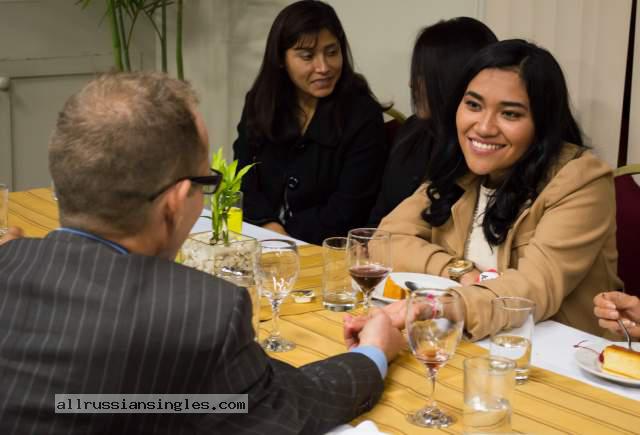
left=148, top=168, right=223, bottom=201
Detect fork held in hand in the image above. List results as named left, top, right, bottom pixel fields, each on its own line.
left=617, top=319, right=633, bottom=350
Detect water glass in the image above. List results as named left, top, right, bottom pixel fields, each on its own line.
left=322, top=237, right=357, bottom=311
left=463, top=356, right=516, bottom=434
left=258, top=239, right=299, bottom=352
left=0, top=184, right=8, bottom=237
left=490, top=297, right=535, bottom=383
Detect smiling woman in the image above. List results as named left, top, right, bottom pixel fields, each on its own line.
left=379, top=40, right=622, bottom=340
left=456, top=68, right=535, bottom=187
left=233, top=0, right=387, bottom=245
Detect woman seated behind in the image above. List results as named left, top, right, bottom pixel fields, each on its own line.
left=379, top=39, right=622, bottom=340
left=234, top=0, right=387, bottom=244
left=368, top=17, right=497, bottom=226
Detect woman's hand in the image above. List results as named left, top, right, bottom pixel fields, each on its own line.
left=459, top=268, right=481, bottom=286
left=593, top=291, right=640, bottom=338
left=262, top=222, right=289, bottom=236
left=0, top=226, right=24, bottom=246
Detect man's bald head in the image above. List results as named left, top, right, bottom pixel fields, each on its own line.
left=49, top=73, right=206, bottom=234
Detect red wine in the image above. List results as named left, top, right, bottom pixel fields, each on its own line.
left=349, top=265, right=391, bottom=292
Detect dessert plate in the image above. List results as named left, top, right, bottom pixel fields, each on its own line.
left=372, top=272, right=459, bottom=303
left=574, top=340, right=640, bottom=387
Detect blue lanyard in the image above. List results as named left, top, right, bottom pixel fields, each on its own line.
left=55, top=227, right=129, bottom=255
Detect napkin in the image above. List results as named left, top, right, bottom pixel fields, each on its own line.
left=325, top=420, right=388, bottom=435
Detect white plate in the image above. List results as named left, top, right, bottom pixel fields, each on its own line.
left=574, top=340, right=640, bottom=387
left=372, top=272, right=460, bottom=303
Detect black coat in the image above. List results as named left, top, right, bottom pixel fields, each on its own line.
left=233, top=92, right=386, bottom=244
left=368, top=115, right=433, bottom=226
left=0, top=231, right=383, bottom=434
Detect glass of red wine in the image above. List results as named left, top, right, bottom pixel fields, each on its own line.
left=406, top=288, right=464, bottom=428
left=346, top=228, right=391, bottom=313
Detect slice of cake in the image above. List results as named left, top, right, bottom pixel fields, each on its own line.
left=601, top=345, right=640, bottom=380
left=383, top=277, right=406, bottom=300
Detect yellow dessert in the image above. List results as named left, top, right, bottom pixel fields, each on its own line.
left=601, top=345, right=640, bottom=380
left=383, top=277, right=406, bottom=300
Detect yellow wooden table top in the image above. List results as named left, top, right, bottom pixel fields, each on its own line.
left=266, top=310, right=640, bottom=435
left=9, top=188, right=640, bottom=433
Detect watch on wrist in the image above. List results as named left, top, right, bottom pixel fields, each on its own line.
left=447, top=258, right=474, bottom=282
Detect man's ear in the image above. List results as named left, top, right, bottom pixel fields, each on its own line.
left=161, top=179, right=192, bottom=230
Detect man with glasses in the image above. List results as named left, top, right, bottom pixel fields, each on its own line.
left=0, top=73, right=402, bottom=434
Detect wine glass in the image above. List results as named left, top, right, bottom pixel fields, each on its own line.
left=347, top=228, right=391, bottom=313
left=257, top=239, right=299, bottom=352
left=406, top=288, right=464, bottom=428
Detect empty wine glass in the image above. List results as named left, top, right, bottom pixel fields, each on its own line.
left=347, top=228, right=391, bottom=313
left=406, top=288, right=464, bottom=428
left=258, top=239, right=299, bottom=352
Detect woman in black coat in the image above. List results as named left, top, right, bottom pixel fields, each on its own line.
left=368, top=17, right=497, bottom=226
left=233, top=0, right=386, bottom=244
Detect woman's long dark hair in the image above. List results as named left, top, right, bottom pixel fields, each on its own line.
left=397, top=17, right=497, bottom=164
left=423, top=39, right=584, bottom=246
left=245, top=0, right=378, bottom=146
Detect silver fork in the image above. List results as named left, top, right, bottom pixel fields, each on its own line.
left=617, top=319, right=633, bottom=350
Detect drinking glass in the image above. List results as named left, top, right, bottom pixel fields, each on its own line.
left=406, top=288, right=464, bottom=428
left=257, top=239, right=299, bottom=352
left=51, top=181, right=58, bottom=201
left=489, top=297, right=535, bottom=383
left=322, top=237, right=358, bottom=311
left=463, top=356, right=515, bottom=434
left=225, top=190, right=243, bottom=234
left=347, top=228, right=391, bottom=313
left=0, top=184, right=8, bottom=237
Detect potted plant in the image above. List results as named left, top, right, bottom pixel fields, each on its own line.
left=208, top=148, right=255, bottom=244
left=76, top=0, right=185, bottom=79
left=180, top=149, right=257, bottom=285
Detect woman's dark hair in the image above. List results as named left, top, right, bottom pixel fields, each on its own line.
left=245, top=0, right=378, bottom=146
left=397, top=17, right=497, bottom=163
left=423, top=39, right=584, bottom=245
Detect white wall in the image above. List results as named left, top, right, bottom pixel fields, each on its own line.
left=325, top=0, right=483, bottom=116
left=483, top=0, right=631, bottom=168
left=628, top=0, right=640, bottom=166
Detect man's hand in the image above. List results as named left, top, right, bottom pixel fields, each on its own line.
left=593, top=291, right=640, bottom=338
left=343, top=300, right=407, bottom=350
left=0, top=226, right=24, bottom=246
left=262, top=222, right=289, bottom=236
left=352, top=309, right=404, bottom=362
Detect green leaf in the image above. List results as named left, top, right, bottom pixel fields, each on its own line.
left=226, top=159, right=238, bottom=181
left=234, top=163, right=256, bottom=183
left=211, top=147, right=225, bottom=172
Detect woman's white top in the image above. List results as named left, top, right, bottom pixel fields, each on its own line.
left=465, top=184, right=498, bottom=272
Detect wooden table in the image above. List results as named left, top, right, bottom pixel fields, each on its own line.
left=8, top=188, right=640, bottom=434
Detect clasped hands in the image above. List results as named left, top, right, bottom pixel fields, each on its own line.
left=342, top=300, right=410, bottom=362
